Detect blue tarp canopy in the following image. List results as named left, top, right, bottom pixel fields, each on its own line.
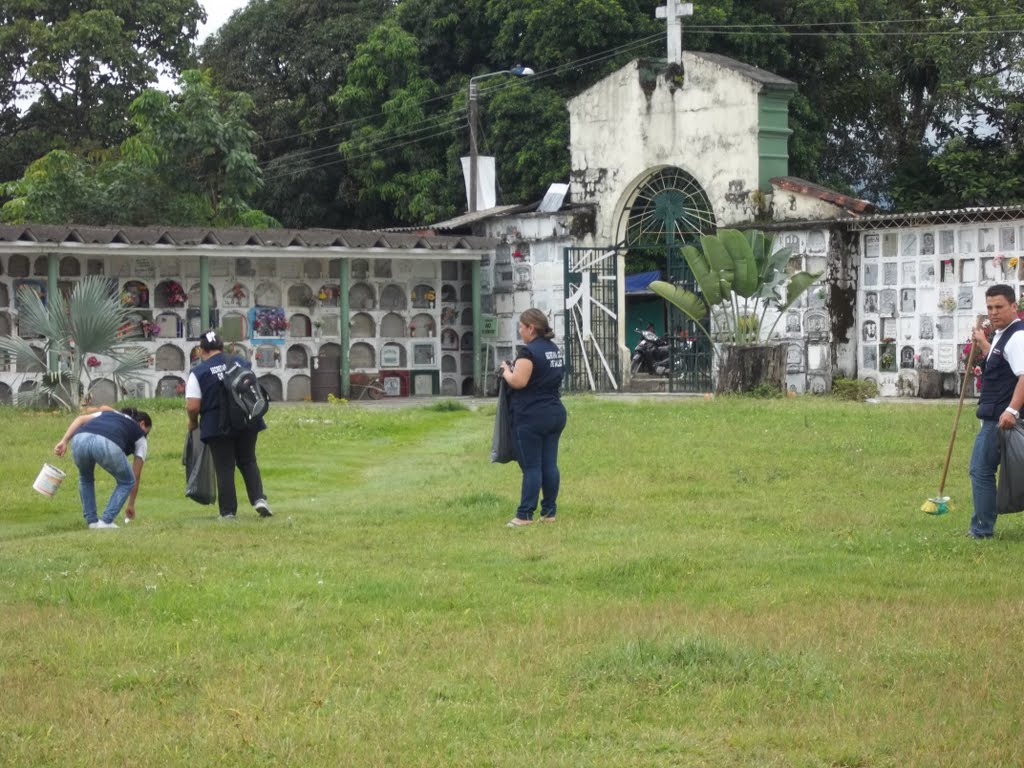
left=624, top=270, right=661, bottom=295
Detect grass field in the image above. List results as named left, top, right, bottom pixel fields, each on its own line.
left=2, top=394, right=1022, bottom=767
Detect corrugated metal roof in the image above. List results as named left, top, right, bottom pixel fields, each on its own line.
left=845, top=204, right=1024, bottom=226
left=0, top=224, right=497, bottom=254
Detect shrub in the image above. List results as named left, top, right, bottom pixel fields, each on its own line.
left=831, top=377, right=878, bottom=401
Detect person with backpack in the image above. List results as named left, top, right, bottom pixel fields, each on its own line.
left=53, top=406, right=152, bottom=529
left=185, top=330, right=273, bottom=520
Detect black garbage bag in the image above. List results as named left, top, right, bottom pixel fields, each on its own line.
left=997, top=421, right=1024, bottom=514
left=183, top=429, right=217, bottom=505
left=490, top=379, right=515, bottom=464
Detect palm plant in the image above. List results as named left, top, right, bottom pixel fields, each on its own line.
left=650, top=229, right=822, bottom=351
left=0, top=276, right=150, bottom=410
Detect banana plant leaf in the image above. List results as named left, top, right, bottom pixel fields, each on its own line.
left=699, top=234, right=735, bottom=302
left=783, top=271, right=823, bottom=310
left=681, top=244, right=723, bottom=306
left=718, top=229, right=758, bottom=298
left=649, top=280, right=708, bottom=322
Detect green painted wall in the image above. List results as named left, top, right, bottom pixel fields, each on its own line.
left=758, top=91, right=794, bottom=191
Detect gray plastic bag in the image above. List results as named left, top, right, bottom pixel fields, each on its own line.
left=997, top=421, right=1024, bottom=514
left=183, top=430, right=217, bottom=505
left=490, top=379, right=515, bottom=464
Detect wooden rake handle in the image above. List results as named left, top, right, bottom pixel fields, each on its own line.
left=937, top=340, right=978, bottom=496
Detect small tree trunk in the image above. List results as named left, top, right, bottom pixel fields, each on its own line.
left=716, top=344, right=786, bottom=394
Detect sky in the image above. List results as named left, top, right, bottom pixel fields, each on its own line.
left=197, top=0, right=252, bottom=43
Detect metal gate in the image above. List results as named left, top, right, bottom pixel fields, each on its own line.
left=661, top=243, right=714, bottom=393
left=564, top=246, right=620, bottom=392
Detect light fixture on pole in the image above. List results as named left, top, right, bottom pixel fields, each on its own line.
left=467, top=65, right=534, bottom=213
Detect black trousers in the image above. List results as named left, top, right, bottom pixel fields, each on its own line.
left=208, top=429, right=264, bottom=516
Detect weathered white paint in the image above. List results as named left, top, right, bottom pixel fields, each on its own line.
left=568, top=56, right=765, bottom=244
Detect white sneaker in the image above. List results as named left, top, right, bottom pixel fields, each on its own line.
left=254, top=498, right=273, bottom=518
left=89, top=520, right=119, bottom=529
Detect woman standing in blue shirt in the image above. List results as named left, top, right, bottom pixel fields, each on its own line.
left=499, top=308, right=567, bottom=527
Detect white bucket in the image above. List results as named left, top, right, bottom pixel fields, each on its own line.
left=33, top=463, right=67, bottom=497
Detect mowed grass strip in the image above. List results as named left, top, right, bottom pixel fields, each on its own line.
left=2, top=396, right=1023, bottom=767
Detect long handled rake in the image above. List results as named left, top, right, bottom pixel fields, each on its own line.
left=922, top=340, right=978, bottom=515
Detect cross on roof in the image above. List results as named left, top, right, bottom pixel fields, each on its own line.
left=655, top=0, right=694, bottom=65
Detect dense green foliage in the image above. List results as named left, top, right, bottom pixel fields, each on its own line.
left=201, top=0, right=1024, bottom=226
left=3, top=1, right=1023, bottom=227
left=2, top=396, right=1022, bottom=765
left=0, top=0, right=205, bottom=185
left=1, top=71, right=276, bottom=227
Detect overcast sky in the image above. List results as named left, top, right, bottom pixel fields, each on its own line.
left=198, top=0, right=251, bottom=43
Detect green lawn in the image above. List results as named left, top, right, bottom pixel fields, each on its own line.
left=1, top=395, right=1022, bottom=767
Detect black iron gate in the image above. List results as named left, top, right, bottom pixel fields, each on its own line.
left=662, top=243, right=714, bottom=393
left=625, top=243, right=714, bottom=393
left=562, top=243, right=713, bottom=393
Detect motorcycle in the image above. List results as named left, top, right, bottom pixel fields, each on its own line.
left=630, top=327, right=674, bottom=375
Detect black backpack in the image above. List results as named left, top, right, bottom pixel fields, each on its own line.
left=219, top=359, right=270, bottom=433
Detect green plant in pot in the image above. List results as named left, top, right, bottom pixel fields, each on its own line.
left=650, top=229, right=822, bottom=393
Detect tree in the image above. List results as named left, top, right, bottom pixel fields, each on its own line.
left=694, top=0, right=1024, bottom=208
left=0, top=277, right=150, bottom=411
left=1, top=70, right=277, bottom=227
left=199, top=0, right=394, bottom=228
left=197, top=0, right=1024, bottom=224
left=332, top=18, right=457, bottom=226
left=0, top=1, right=206, bottom=186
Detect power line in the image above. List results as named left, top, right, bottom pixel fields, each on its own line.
left=254, top=17, right=1023, bottom=180
left=262, top=123, right=466, bottom=181
left=688, top=14, right=1024, bottom=30
left=256, top=32, right=664, bottom=151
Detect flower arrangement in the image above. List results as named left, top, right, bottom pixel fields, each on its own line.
left=938, top=295, right=957, bottom=313
left=254, top=308, right=288, bottom=336
left=163, top=281, right=186, bottom=307
left=880, top=351, right=896, bottom=370
left=86, top=356, right=101, bottom=368
left=993, top=254, right=1019, bottom=272
left=141, top=319, right=160, bottom=338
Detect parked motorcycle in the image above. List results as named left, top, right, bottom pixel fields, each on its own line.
left=630, top=327, right=674, bottom=375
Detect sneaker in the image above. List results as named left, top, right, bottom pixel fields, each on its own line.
left=89, top=520, right=118, bottom=529
left=965, top=530, right=993, bottom=540
left=254, top=498, right=273, bottom=518
left=218, top=513, right=237, bottom=521
left=506, top=518, right=534, bottom=527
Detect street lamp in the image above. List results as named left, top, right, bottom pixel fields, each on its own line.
left=468, top=65, right=534, bottom=213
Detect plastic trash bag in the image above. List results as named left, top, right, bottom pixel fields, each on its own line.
left=490, top=379, right=515, bottom=464
left=183, top=429, right=217, bottom=505
left=997, top=421, right=1024, bottom=514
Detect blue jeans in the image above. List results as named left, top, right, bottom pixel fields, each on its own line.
left=70, top=433, right=135, bottom=525
left=969, top=419, right=1001, bottom=536
left=513, top=405, right=567, bottom=520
